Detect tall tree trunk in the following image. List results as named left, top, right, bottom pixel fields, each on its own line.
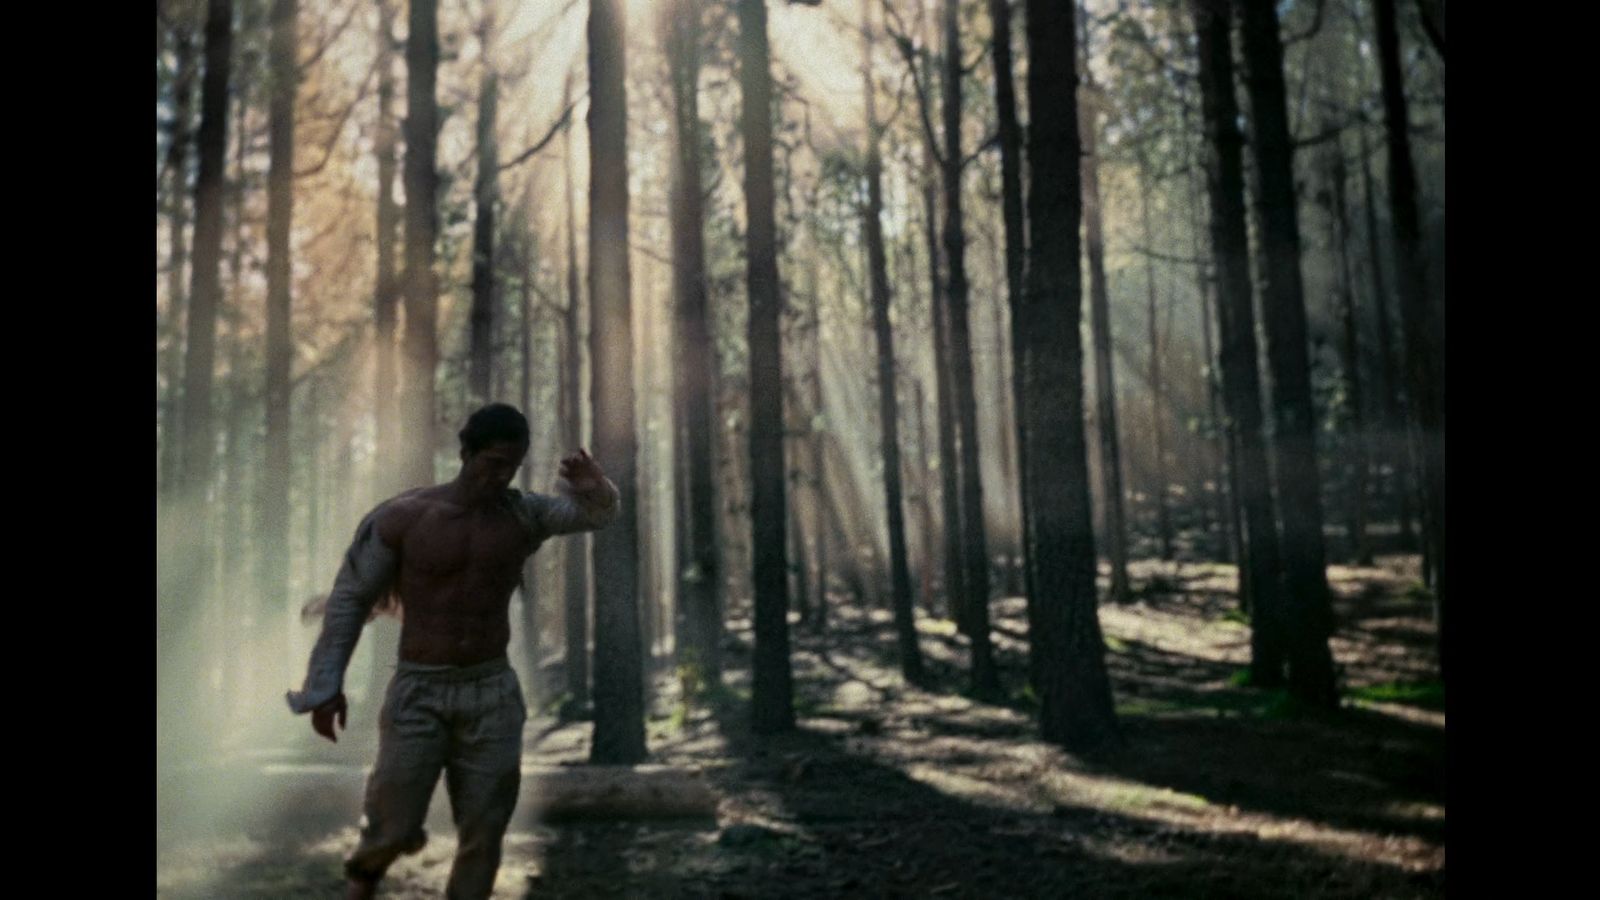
left=987, top=0, right=1033, bottom=611
left=161, top=18, right=196, bottom=501
left=180, top=0, right=232, bottom=503
left=862, top=1, right=923, bottom=685
left=469, top=6, right=499, bottom=405
left=305, top=377, right=324, bottom=595
left=561, top=68, right=591, bottom=712
left=913, top=379, right=938, bottom=615
left=909, top=8, right=962, bottom=630
left=986, top=224, right=1018, bottom=586
left=1184, top=113, right=1240, bottom=570
left=365, top=0, right=403, bottom=735
left=664, top=0, right=722, bottom=688
left=737, top=0, right=795, bottom=735
left=1327, top=142, right=1372, bottom=566
left=587, top=0, right=648, bottom=762
left=259, top=0, right=298, bottom=688
left=789, top=291, right=814, bottom=627
left=1236, top=0, right=1337, bottom=707
left=402, top=0, right=441, bottom=489
left=163, top=0, right=233, bottom=762
left=924, top=170, right=964, bottom=630
left=520, top=231, right=541, bottom=692
left=810, top=260, right=828, bottom=631
left=1136, top=153, right=1174, bottom=562
left=941, top=0, right=998, bottom=697
left=1356, top=118, right=1414, bottom=550
left=1189, top=0, right=1287, bottom=687
left=374, top=0, right=402, bottom=498
left=1203, top=251, right=1249, bottom=588
left=221, top=319, right=252, bottom=732
left=174, top=0, right=232, bottom=520
left=1020, top=0, right=1121, bottom=751
left=1079, top=87, right=1132, bottom=604
left=635, top=284, right=658, bottom=684
left=220, top=26, right=257, bottom=735
left=1373, top=0, right=1445, bottom=678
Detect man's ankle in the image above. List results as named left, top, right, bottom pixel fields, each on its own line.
left=345, top=875, right=379, bottom=900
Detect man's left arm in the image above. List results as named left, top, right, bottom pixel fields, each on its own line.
left=525, top=448, right=620, bottom=535
left=525, top=475, right=620, bottom=536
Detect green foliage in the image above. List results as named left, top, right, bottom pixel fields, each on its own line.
left=1227, top=668, right=1253, bottom=687
left=1348, top=680, right=1445, bottom=710
left=1010, top=682, right=1040, bottom=711
left=1404, top=582, right=1436, bottom=603
left=648, top=705, right=689, bottom=741
left=677, top=654, right=708, bottom=702
left=1115, top=685, right=1288, bottom=720
left=1104, top=635, right=1130, bottom=654
left=1259, top=690, right=1306, bottom=720
left=1114, top=697, right=1186, bottom=717
left=1221, top=607, right=1252, bottom=626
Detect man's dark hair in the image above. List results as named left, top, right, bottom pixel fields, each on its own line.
left=459, top=403, right=530, bottom=454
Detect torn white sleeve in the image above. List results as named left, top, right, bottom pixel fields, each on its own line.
left=285, top=508, right=398, bottom=714
left=525, top=476, right=620, bottom=537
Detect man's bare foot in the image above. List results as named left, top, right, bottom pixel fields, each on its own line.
left=345, top=876, right=378, bottom=900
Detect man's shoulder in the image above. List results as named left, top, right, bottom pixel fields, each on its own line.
left=373, top=485, right=452, bottom=541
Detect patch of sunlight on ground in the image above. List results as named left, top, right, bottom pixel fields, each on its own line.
left=1347, top=698, right=1445, bottom=729
left=833, top=679, right=881, bottom=707
left=879, top=746, right=1439, bottom=875
left=903, top=763, right=1056, bottom=813
left=1045, top=769, right=1211, bottom=817
left=1099, top=602, right=1253, bottom=668
left=1382, top=800, right=1446, bottom=822
left=1030, top=767, right=1441, bottom=873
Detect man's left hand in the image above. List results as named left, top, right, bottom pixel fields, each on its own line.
left=559, top=448, right=606, bottom=493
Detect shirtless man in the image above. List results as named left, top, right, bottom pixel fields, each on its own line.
left=286, top=403, right=618, bottom=900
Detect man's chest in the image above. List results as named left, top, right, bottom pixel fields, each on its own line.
left=401, top=507, right=533, bottom=577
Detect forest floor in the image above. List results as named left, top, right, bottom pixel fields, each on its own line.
left=156, top=554, right=1444, bottom=898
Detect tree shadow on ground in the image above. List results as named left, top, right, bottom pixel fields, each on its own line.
left=158, top=559, right=1443, bottom=898
left=646, top=670, right=1445, bottom=899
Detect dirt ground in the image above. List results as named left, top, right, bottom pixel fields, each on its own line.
left=156, top=555, right=1444, bottom=898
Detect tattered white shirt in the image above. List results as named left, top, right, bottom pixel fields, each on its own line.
left=285, top=479, right=619, bottom=714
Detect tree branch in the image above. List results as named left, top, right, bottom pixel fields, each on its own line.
left=498, top=96, right=583, bottom=172
left=1127, top=243, right=1207, bottom=267
left=298, top=0, right=363, bottom=72
left=1283, top=0, right=1328, bottom=46
left=1293, top=119, right=1346, bottom=150
left=1415, top=0, right=1445, bottom=61
left=961, top=131, right=1000, bottom=169
left=879, top=0, right=946, bottom=168
left=294, top=52, right=382, bottom=179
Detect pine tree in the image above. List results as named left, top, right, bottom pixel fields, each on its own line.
left=664, top=0, right=723, bottom=689
left=587, top=0, right=648, bottom=763
left=1235, top=0, right=1337, bottom=707
left=401, top=0, right=441, bottom=488
left=738, top=0, right=795, bottom=735
left=862, top=0, right=923, bottom=685
left=1021, top=0, right=1122, bottom=752
left=1188, top=0, right=1288, bottom=687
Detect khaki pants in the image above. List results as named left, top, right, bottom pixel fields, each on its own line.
left=345, top=656, right=528, bottom=899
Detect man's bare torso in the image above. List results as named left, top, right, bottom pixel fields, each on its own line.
left=376, top=484, right=537, bottom=666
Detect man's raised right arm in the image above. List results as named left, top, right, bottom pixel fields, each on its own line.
left=284, top=500, right=407, bottom=715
